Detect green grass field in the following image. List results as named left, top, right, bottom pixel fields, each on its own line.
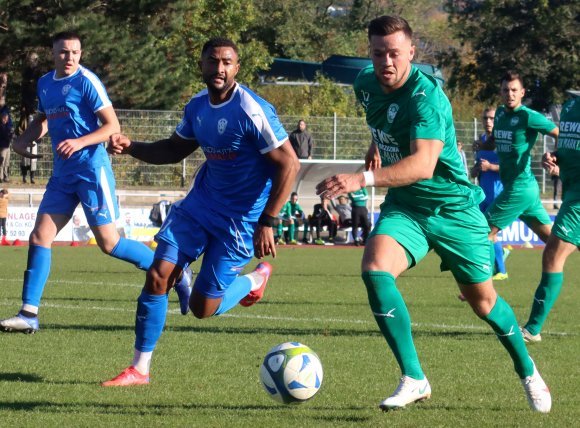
left=0, top=245, right=578, bottom=427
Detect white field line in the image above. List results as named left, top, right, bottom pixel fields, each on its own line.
left=0, top=299, right=572, bottom=337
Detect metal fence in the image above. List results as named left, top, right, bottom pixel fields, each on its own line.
left=8, top=110, right=557, bottom=194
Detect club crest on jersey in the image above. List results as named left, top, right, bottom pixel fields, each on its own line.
left=510, top=117, right=519, bottom=127
left=62, top=84, right=72, bottom=96
left=217, top=118, right=228, bottom=135
left=387, top=104, right=399, bottom=123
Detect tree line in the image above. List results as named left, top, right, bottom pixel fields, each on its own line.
left=0, top=0, right=577, bottom=117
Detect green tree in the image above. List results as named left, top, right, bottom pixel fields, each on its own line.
left=441, top=0, right=579, bottom=111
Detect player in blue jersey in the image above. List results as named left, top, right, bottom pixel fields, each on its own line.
left=473, top=108, right=509, bottom=280
left=101, top=37, right=299, bottom=386
left=0, top=31, right=193, bottom=335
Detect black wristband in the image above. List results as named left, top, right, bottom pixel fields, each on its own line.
left=258, top=213, right=278, bottom=227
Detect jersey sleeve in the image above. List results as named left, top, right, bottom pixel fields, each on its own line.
left=82, top=72, right=112, bottom=113
left=409, top=96, right=446, bottom=142
left=248, top=102, right=288, bottom=154
left=527, top=109, right=557, bottom=135
left=175, top=101, right=196, bottom=140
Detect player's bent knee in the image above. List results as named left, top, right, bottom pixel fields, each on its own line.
left=144, top=268, right=171, bottom=295
left=188, top=289, right=219, bottom=319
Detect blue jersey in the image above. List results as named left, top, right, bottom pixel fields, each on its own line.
left=476, top=144, right=503, bottom=207
left=175, top=83, right=288, bottom=222
left=37, top=65, right=112, bottom=177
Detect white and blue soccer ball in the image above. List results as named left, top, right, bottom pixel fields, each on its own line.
left=259, top=342, right=323, bottom=404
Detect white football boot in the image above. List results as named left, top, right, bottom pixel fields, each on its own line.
left=521, top=360, right=551, bottom=413
left=520, top=326, right=542, bottom=343
left=0, top=314, right=39, bottom=334
left=379, top=375, right=431, bottom=411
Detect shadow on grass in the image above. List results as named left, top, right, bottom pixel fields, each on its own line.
left=0, top=400, right=371, bottom=421
left=0, top=372, right=43, bottom=382
left=43, top=322, right=493, bottom=340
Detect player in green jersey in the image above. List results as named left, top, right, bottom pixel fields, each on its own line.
left=521, top=96, right=580, bottom=343
left=316, top=15, right=551, bottom=413
left=486, top=71, right=559, bottom=245
left=276, top=192, right=305, bottom=244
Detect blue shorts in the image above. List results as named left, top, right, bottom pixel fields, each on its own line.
left=38, top=165, right=119, bottom=226
left=155, top=203, right=255, bottom=298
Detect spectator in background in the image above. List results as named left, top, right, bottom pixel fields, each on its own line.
left=457, top=141, right=468, bottom=175
left=20, top=141, right=37, bottom=184
left=0, top=109, right=13, bottom=183
left=0, top=188, right=9, bottom=243
left=276, top=191, right=305, bottom=245
left=308, top=195, right=337, bottom=245
left=289, top=119, right=314, bottom=159
left=332, top=195, right=352, bottom=228
left=349, top=187, right=370, bottom=246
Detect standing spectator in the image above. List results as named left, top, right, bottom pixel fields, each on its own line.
left=289, top=119, right=314, bottom=159
left=457, top=141, right=468, bottom=175
left=0, top=188, right=9, bottom=244
left=0, top=109, right=13, bottom=183
left=20, top=141, right=37, bottom=183
left=308, top=195, right=337, bottom=245
left=349, top=187, right=370, bottom=246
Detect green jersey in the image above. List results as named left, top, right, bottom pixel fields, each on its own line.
left=349, top=188, right=368, bottom=207
left=493, top=105, right=557, bottom=186
left=557, top=98, right=580, bottom=196
left=354, top=65, right=482, bottom=214
left=279, top=201, right=303, bottom=218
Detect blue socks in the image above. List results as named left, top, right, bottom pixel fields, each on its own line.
left=493, top=242, right=506, bottom=274
left=135, top=291, right=169, bottom=352
left=214, top=275, right=252, bottom=315
left=22, top=245, right=52, bottom=308
left=110, top=237, right=154, bottom=271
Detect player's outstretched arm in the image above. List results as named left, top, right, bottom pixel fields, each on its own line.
left=12, top=113, right=46, bottom=159
left=254, top=140, right=300, bottom=259
left=108, top=132, right=198, bottom=165
left=316, top=138, right=442, bottom=199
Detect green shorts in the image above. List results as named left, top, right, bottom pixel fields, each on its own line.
left=552, top=191, right=580, bottom=247
left=370, top=202, right=493, bottom=284
left=485, top=181, right=551, bottom=230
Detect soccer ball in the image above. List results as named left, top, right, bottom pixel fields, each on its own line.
left=259, top=342, right=323, bottom=404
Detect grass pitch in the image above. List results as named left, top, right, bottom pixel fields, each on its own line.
left=0, top=245, right=578, bottom=427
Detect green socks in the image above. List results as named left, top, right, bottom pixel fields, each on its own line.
left=525, top=272, right=564, bottom=336
left=483, top=295, right=533, bottom=378
left=362, top=271, right=424, bottom=380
